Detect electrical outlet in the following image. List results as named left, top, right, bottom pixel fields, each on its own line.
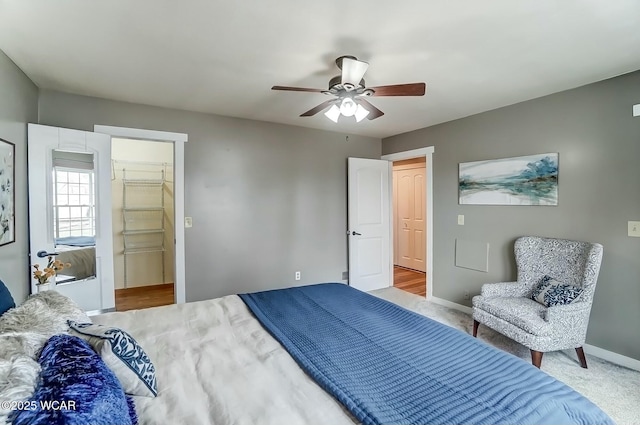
left=342, top=271, right=349, bottom=280
left=629, top=221, right=640, bottom=237
left=463, top=290, right=470, bottom=300
left=295, top=271, right=301, bottom=281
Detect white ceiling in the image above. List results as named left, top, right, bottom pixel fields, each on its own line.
left=1, top=0, right=639, bottom=139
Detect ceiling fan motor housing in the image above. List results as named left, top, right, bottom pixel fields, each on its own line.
left=328, top=76, right=367, bottom=94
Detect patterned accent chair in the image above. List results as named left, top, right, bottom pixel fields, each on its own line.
left=472, top=236, right=603, bottom=369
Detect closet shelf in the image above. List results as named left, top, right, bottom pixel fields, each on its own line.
left=124, top=247, right=166, bottom=255
left=123, top=207, right=164, bottom=212
left=123, top=179, right=164, bottom=186
left=123, top=229, right=165, bottom=235
left=122, top=167, right=166, bottom=287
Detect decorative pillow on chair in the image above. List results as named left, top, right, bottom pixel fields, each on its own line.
left=68, top=321, right=157, bottom=397
left=10, top=334, right=137, bottom=425
left=531, top=275, right=583, bottom=307
left=0, top=278, right=16, bottom=316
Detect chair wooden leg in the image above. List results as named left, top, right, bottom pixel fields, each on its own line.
left=472, top=320, right=479, bottom=337
left=531, top=350, right=543, bottom=368
left=575, top=347, right=588, bottom=369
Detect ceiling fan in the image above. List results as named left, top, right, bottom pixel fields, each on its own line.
left=272, top=56, right=426, bottom=123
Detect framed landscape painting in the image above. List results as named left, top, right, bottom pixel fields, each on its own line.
left=459, top=153, right=558, bottom=206
left=0, top=138, right=15, bottom=245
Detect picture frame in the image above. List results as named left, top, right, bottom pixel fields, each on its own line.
left=0, top=138, right=15, bottom=246
left=459, top=152, right=558, bottom=206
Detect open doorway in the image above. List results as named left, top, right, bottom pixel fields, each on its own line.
left=378, top=146, right=434, bottom=299
left=392, top=157, right=427, bottom=297
left=111, top=138, right=175, bottom=311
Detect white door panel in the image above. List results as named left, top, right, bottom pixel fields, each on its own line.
left=414, top=230, right=425, bottom=262
left=348, top=158, right=390, bottom=291
left=357, top=238, right=383, bottom=277
left=394, top=165, right=426, bottom=272
left=28, top=124, right=115, bottom=311
left=399, top=228, right=411, bottom=261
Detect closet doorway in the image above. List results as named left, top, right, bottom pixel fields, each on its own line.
left=392, top=157, right=427, bottom=297
left=111, top=138, right=175, bottom=311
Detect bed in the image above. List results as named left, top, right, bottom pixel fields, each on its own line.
left=1, top=283, right=613, bottom=425
left=54, top=236, right=96, bottom=281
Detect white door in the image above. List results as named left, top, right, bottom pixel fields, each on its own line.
left=395, top=166, right=426, bottom=272
left=28, top=124, right=115, bottom=311
left=348, top=157, right=390, bottom=291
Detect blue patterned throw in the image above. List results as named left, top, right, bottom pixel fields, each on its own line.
left=240, top=283, right=613, bottom=425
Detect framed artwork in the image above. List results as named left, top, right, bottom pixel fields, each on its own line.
left=459, top=153, right=558, bottom=206
left=0, top=138, right=15, bottom=245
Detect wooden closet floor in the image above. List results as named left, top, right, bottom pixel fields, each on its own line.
left=115, top=283, right=175, bottom=312
left=393, top=266, right=426, bottom=297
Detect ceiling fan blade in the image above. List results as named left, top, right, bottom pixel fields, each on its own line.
left=341, top=57, right=369, bottom=87
left=357, top=99, right=384, bottom=120
left=272, top=86, right=325, bottom=93
left=369, top=83, right=426, bottom=96
left=300, top=99, right=339, bottom=117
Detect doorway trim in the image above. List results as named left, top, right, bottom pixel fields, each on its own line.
left=381, top=147, right=434, bottom=299
left=94, top=125, right=187, bottom=304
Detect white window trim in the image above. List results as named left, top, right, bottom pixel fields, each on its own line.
left=53, top=168, right=96, bottom=239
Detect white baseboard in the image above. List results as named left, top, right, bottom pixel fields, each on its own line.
left=584, top=344, right=640, bottom=372
left=429, top=296, right=640, bottom=372
left=429, top=296, right=473, bottom=314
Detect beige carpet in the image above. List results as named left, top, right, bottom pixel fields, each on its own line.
left=371, top=287, right=640, bottom=425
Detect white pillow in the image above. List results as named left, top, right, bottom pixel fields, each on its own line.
left=68, top=321, right=157, bottom=397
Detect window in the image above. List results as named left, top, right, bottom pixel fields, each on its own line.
left=52, top=168, right=96, bottom=238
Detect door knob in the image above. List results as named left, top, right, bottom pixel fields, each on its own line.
left=351, top=231, right=362, bottom=236
left=36, top=250, right=59, bottom=258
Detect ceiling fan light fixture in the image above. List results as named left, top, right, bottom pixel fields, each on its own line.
left=324, top=104, right=341, bottom=123
left=339, top=98, right=357, bottom=117
left=354, top=104, right=370, bottom=122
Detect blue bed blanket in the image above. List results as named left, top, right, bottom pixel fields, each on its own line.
left=239, top=283, right=613, bottom=425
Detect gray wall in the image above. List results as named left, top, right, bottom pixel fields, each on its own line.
left=37, top=90, right=381, bottom=302
left=0, top=50, right=39, bottom=303
left=383, top=70, right=640, bottom=360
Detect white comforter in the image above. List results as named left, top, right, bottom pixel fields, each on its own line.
left=92, top=295, right=357, bottom=425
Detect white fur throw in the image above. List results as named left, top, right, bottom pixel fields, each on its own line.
left=0, top=291, right=89, bottom=424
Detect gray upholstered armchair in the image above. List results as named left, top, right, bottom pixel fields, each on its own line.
left=472, top=236, right=603, bottom=369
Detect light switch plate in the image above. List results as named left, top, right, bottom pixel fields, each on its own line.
left=457, top=215, right=465, bottom=225
left=633, top=104, right=640, bottom=117
left=628, top=221, right=640, bottom=237
left=185, top=217, right=193, bottom=228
